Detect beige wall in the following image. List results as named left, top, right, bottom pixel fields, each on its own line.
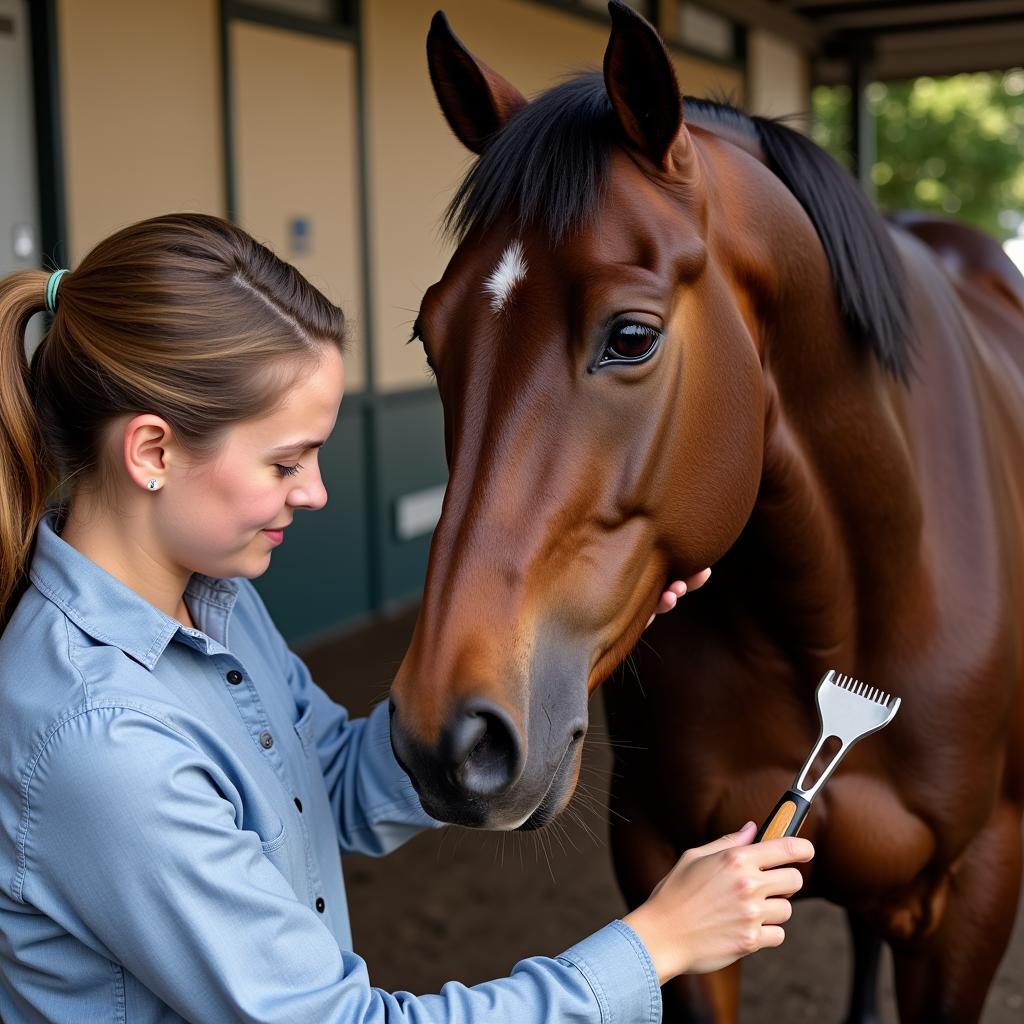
left=747, top=29, right=811, bottom=130
left=230, top=22, right=366, bottom=391
left=364, top=0, right=744, bottom=392
left=672, top=53, right=744, bottom=106
left=58, top=0, right=224, bottom=263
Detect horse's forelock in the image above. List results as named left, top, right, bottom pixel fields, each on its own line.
left=444, top=73, right=615, bottom=245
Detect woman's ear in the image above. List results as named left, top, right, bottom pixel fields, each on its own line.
left=427, top=10, right=528, bottom=154
left=122, top=414, right=173, bottom=492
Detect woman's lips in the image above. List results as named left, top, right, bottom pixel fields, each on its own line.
left=263, top=528, right=285, bottom=545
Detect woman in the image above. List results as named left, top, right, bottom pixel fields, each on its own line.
left=0, top=213, right=812, bottom=1023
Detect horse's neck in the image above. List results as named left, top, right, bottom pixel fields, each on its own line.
left=728, top=271, right=925, bottom=677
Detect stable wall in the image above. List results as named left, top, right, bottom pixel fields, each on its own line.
left=58, top=0, right=224, bottom=264
left=747, top=28, right=810, bottom=128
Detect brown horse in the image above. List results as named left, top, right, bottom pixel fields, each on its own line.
left=388, top=4, right=1024, bottom=1021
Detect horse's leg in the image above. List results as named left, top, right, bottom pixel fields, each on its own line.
left=890, top=800, right=1022, bottom=1023
left=608, top=784, right=741, bottom=1023
left=843, top=911, right=884, bottom=1024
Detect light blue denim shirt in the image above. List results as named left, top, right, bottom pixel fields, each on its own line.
left=0, top=509, right=660, bottom=1023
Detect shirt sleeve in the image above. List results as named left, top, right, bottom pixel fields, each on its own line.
left=240, top=579, right=442, bottom=856
left=22, top=705, right=661, bottom=1024
left=290, top=655, right=442, bottom=856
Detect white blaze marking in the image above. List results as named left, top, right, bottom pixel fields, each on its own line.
left=483, top=240, right=527, bottom=313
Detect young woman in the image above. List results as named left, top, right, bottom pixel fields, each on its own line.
left=0, top=213, right=812, bottom=1023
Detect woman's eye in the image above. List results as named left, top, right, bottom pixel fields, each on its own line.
left=599, top=322, right=663, bottom=366
left=275, top=463, right=303, bottom=477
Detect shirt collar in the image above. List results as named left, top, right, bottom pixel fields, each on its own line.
left=28, top=508, right=239, bottom=670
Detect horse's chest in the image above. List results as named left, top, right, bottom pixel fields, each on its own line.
left=811, top=775, right=931, bottom=886
left=705, top=767, right=948, bottom=943
left=811, top=775, right=959, bottom=944
left=629, top=701, right=949, bottom=928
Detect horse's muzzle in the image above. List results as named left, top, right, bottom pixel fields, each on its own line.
left=389, top=696, right=526, bottom=827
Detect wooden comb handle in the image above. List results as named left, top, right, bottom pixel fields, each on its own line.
left=755, top=789, right=812, bottom=842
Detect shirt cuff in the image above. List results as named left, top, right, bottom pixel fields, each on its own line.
left=556, top=919, right=661, bottom=1024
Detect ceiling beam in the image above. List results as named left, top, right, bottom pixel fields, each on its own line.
left=877, top=18, right=1024, bottom=49
left=786, top=0, right=958, bottom=9
left=691, top=0, right=820, bottom=51
left=815, top=20, right=1024, bottom=82
left=819, top=0, right=1024, bottom=32
left=785, top=0, right=883, bottom=8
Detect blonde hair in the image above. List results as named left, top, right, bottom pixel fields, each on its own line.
left=0, top=212, right=347, bottom=626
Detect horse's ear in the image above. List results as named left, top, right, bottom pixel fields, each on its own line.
left=603, top=0, right=685, bottom=170
left=427, top=11, right=528, bottom=155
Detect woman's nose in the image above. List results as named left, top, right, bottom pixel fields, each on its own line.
left=289, top=473, right=328, bottom=510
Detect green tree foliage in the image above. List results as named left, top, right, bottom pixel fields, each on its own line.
left=812, top=70, right=1024, bottom=241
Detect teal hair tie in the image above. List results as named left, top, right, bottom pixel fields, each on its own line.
left=45, top=269, right=69, bottom=314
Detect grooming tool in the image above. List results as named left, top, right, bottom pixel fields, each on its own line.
left=756, top=670, right=901, bottom=842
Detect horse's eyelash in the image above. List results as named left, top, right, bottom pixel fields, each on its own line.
left=409, top=322, right=434, bottom=376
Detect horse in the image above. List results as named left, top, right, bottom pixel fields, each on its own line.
left=388, top=4, right=1024, bottom=1020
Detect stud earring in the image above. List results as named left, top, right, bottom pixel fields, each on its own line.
left=147, top=479, right=160, bottom=491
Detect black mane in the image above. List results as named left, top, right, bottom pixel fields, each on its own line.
left=445, top=72, right=911, bottom=382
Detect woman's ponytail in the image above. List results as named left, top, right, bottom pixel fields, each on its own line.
left=0, top=271, right=58, bottom=627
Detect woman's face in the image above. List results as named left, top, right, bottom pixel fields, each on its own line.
left=157, top=345, right=345, bottom=580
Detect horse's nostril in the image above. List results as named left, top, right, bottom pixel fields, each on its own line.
left=444, top=708, right=489, bottom=766
left=443, top=700, right=522, bottom=798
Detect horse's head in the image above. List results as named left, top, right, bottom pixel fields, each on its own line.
left=388, top=3, right=788, bottom=829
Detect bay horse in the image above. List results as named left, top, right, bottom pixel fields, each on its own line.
left=388, top=3, right=1024, bottom=1020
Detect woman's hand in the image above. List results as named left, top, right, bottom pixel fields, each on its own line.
left=622, top=822, right=814, bottom=983
left=645, top=568, right=712, bottom=628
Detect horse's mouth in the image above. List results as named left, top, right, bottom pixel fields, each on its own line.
left=514, top=731, right=583, bottom=831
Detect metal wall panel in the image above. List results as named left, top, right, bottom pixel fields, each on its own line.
left=376, top=391, right=447, bottom=607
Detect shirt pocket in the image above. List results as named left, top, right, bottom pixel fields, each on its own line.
left=259, top=817, right=287, bottom=855
left=256, top=811, right=294, bottom=892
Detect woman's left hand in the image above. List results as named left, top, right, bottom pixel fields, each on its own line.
left=645, top=568, right=711, bottom=628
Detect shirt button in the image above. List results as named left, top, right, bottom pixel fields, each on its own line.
left=294, top=797, right=303, bottom=812
left=226, top=670, right=243, bottom=685
left=315, top=897, right=325, bottom=913
left=259, top=731, right=274, bottom=749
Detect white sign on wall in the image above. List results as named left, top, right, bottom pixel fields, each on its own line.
left=394, top=484, right=446, bottom=541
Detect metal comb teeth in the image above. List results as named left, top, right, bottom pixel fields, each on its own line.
left=831, top=671, right=899, bottom=709
left=793, top=669, right=902, bottom=800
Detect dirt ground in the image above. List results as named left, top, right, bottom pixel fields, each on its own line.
left=303, top=606, right=1024, bottom=1022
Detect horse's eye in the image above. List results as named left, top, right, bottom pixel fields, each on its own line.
left=600, top=322, right=663, bottom=366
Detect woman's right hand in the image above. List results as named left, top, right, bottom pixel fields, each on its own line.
left=622, top=821, right=814, bottom=983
